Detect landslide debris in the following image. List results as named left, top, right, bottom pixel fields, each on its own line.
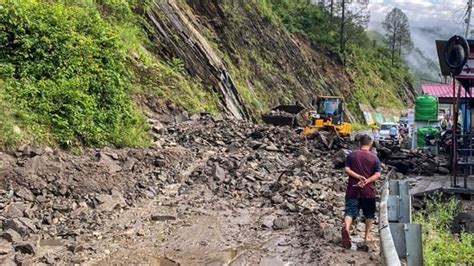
left=0, top=115, right=438, bottom=264
left=378, top=144, right=449, bottom=176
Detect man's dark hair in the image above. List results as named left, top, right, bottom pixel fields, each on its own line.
left=359, top=134, right=373, bottom=146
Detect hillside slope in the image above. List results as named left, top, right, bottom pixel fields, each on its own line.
left=0, top=0, right=416, bottom=148
left=143, top=0, right=416, bottom=120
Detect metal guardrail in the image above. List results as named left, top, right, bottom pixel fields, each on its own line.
left=380, top=171, right=423, bottom=266
left=380, top=175, right=401, bottom=266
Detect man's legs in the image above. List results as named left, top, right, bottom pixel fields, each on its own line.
left=364, top=219, right=374, bottom=241
left=342, top=197, right=359, bottom=249
left=361, top=198, right=376, bottom=242
left=342, top=216, right=352, bottom=249
left=344, top=215, right=353, bottom=232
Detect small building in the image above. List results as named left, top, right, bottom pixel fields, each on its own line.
left=421, top=83, right=473, bottom=129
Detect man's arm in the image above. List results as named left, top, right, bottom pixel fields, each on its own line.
left=363, top=172, right=381, bottom=184
left=360, top=157, right=382, bottom=185
left=345, top=167, right=366, bottom=181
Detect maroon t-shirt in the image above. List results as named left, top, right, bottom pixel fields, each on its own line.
left=344, top=149, right=381, bottom=198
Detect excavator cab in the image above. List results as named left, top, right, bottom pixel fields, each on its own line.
left=316, top=97, right=343, bottom=125
left=301, top=96, right=351, bottom=137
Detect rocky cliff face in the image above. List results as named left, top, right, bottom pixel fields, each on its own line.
left=143, top=0, right=415, bottom=121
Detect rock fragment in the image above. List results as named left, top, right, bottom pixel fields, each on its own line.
left=14, top=242, right=36, bottom=255
left=0, top=239, right=14, bottom=255
left=273, top=217, right=289, bottom=230
left=3, top=202, right=26, bottom=218
left=14, top=188, right=34, bottom=202
left=211, top=163, right=226, bottom=181
left=150, top=214, right=177, bottom=221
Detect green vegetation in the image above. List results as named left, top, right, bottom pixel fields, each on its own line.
left=351, top=122, right=369, bottom=132
left=0, top=0, right=416, bottom=148
left=414, top=195, right=474, bottom=265
left=0, top=0, right=149, bottom=148
left=0, top=0, right=218, bottom=148
left=264, top=0, right=414, bottom=119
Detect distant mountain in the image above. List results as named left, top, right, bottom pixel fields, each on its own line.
left=368, top=26, right=449, bottom=91
left=406, top=47, right=442, bottom=91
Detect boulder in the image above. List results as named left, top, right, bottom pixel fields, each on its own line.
left=3, top=203, right=27, bottom=218
left=151, top=214, right=177, bottom=221
left=0, top=239, right=14, bottom=256
left=437, top=167, right=450, bottom=175
left=95, top=191, right=126, bottom=212
left=265, top=143, right=279, bottom=152
left=14, top=242, right=36, bottom=255
left=99, top=155, right=122, bottom=174
left=211, top=164, right=226, bottom=181
left=14, top=188, right=34, bottom=202
left=0, top=229, right=22, bottom=244
left=322, top=227, right=340, bottom=244
left=387, top=160, right=410, bottom=174
left=174, top=111, right=190, bottom=123
left=123, top=158, right=138, bottom=171
left=297, top=198, right=317, bottom=211
left=333, top=149, right=351, bottom=168
left=2, top=218, right=36, bottom=238
left=271, top=193, right=284, bottom=204
left=21, top=145, right=43, bottom=158
left=273, top=217, right=289, bottom=230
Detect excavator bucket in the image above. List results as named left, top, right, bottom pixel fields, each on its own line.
left=261, top=105, right=306, bottom=127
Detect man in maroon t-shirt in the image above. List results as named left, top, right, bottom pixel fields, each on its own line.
left=341, top=134, right=381, bottom=249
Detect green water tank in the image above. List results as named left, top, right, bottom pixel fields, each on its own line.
left=415, top=95, right=438, bottom=121
left=417, top=126, right=440, bottom=147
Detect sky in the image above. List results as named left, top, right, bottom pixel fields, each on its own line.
left=368, top=0, right=468, bottom=61
left=368, top=0, right=466, bottom=32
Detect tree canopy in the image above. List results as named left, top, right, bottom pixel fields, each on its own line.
left=382, top=7, right=413, bottom=64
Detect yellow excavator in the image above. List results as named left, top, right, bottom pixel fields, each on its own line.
left=262, top=96, right=352, bottom=137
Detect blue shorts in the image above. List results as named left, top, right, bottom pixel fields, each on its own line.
left=344, top=197, right=376, bottom=219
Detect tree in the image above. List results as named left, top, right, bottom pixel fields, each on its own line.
left=337, top=0, right=370, bottom=64
left=382, top=8, right=413, bottom=64
left=397, top=28, right=413, bottom=56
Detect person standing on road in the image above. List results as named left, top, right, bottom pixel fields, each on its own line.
left=341, top=134, right=382, bottom=249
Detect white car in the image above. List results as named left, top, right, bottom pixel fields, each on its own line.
left=379, top=123, right=400, bottom=143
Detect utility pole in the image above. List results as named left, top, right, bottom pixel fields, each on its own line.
left=465, top=0, right=473, bottom=38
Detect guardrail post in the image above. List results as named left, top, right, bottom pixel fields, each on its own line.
left=380, top=170, right=423, bottom=266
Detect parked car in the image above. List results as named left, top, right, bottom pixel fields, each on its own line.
left=379, top=122, right=400, bottom=144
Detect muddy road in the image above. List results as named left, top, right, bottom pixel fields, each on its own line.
left=0, top=115, right=385, bottom=265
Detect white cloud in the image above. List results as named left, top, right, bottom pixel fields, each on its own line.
left=369, top=0, right=466, bottom=28
left=368, top=0, right=468, bottom=61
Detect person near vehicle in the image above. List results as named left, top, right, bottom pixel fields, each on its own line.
left=440, top=117, right=448, bottom=131
left=389, top=125, right=398, bottom=144
left=371, top=123, right=380, bottom=147
left=398, top=124, right=406, bottom=142
left=342, top=134, right=382, bottom=249
left=324, top=99, right=338, bottom=115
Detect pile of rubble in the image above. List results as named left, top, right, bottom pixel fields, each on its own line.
left=0, top=114, right=441, bottom=264
left=378, top=144, right=449, bottom=176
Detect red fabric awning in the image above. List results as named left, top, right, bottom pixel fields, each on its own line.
left=421, top=84, right=473, bottom=99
